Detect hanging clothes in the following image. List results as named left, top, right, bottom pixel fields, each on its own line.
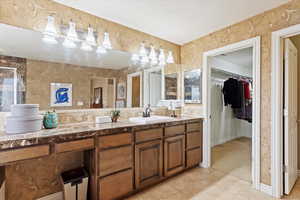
left=222, top=78, right=242, bottom=108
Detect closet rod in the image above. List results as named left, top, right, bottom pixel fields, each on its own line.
left=211, top=68, right=252, bottom=79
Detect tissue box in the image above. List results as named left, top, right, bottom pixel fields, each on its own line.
left=95, top=116, right=111, bottom=124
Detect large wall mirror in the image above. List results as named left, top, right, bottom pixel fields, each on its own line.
left=183, top=69, right=202, bottom=103
left=0, top=23, right=166, bottom=111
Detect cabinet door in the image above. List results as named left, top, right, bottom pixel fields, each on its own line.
left=164, top=135, right=186, bottom=177
left=135, top=140, right=163, bottom=189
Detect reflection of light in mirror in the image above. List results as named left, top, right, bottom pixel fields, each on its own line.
left=149, top=45, right=158, bottom=65
left=65, top=21, right=79, bottom=42
left=42, top=34, right=58, bottom=44
left=81, top=42, right=93, bottom=51
left=43, top=16, right=58, bottom=44
left=96, top=45, right=107, bottom=54
left=166, top=51, right=174, bottom=64
left=139, top=42, right=147, bottom=57
left=158, top=48, right=166, bottom=66
left=102, top=32, right=112, bottom=49
left=85, top=26, right=96, bottom=46
left=63, top=38, right=76, bottom=48
left=141, top=56, right=149, bottom=65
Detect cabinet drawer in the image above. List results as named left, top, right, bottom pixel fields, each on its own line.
left=0, top=145, right=49, bottom=164
left=135, top=128, right=163, bottom=143
left=99, top=145, right=132, bottom=177
left=99, top=169, right=133, bottom=200
left=165, top=125, right=185, bottom=137
left=55, top=138, right=94, bottom=153
left=187, top=122, right=202, bottom=133
left=99, top=133, right=132, bottom=149
left=186, top=148, right=202, bottom=168
left=186, top=132, right=202, bottom=150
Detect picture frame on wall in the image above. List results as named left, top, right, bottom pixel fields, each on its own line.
left=50, top=83, right=72, bottom=107
left=117, top=82, right=126, bottom=99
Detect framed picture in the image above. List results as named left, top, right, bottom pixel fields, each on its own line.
left=50, top=83, right=72, bottom=107
left=117, top=82, right=126, bottom=99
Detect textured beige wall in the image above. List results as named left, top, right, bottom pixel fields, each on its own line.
left=181, top=0, right=300, bottom=185
left=26, top=59, right=122, bottom=110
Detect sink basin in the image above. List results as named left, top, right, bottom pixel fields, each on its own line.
left=129, top=115, right=173, bottom=123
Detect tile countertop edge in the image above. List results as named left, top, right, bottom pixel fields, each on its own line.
left=0, top=116, right=204, bottom=150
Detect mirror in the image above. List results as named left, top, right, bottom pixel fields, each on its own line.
left=184, top=69, right=202, bottom=103
left=0, top=23, right=166, bottom=111
left=164, top=73, right=178, bottom=100
left=143, top=67, right=162, bottom=107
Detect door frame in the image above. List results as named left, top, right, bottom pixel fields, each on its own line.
left=202, top=37, right=261, bottom=190
left=127, top=71, right=143, bottom=108
left=271, top=24, right=300, bottom=198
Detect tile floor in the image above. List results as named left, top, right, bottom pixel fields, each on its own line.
left=126, top=137, right=300, bottom=200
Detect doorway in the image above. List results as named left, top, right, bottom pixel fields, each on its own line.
left=271, top=24, right=300, bottom=198
left=202, top=37, right=261, bottom=190
left=127, top=72, right=143, bottom=107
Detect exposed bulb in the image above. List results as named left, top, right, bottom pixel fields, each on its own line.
left=63, top=38, right=76, bottom=48
left=65, top=20, right=79, bottom=42
left=139, top=42, right=147, bottom=58
left=131, top=54, right=139, bottom=62
left=85, top=26, right=96, bottom=46
left=96, top=45, right=107, bottom=54
left=43, top=16, right=58, bottom=44
left=102, top=32, right=112, bottom=49
left=166, top=51, right=174, bottom=64
left=158, top=48, right=165, bottom=62
left=81, top=42, right=93, bottom=51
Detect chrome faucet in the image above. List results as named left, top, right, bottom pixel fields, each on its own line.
left=143, top=104, right=152, bottom=118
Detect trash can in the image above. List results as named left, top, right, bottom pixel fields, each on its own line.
left=61, top=168, right=88, bottom=200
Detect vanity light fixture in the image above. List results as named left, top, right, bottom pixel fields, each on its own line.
left=131, top=53, right=139, bottom=62
left=102, top=32, right=112, bottom=49
left=139, top=42, right=148, bottom=58
left=149, top=45, right=158, bottom=65
left=158, top=48, right=166, bottom=66
left=43, top=15, right=58, bottom=44
left=81, top=26, right=96, bottom=51
left=166, top=51, right=175, bottom=64
left=63, top=20, right=79, bottom=48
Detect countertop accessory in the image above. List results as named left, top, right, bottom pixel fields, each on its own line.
left=111, top=110, right=120, bottom=123
left=5, top=104, right=43, bottom=134
left=43, top=110, right=58, bottom=129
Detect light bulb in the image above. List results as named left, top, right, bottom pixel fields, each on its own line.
left=63, top=38, right=76, bottom=48
left=151, top=58, right=158, bottom=66
left=85, top=26, right=96, bottom=46
left=103, top=32, right=112, bottom=49
left=65, top=20, right=79, bottom=42
left=149, top=45, right=157, bottom=60
left=96, top=45, right=107, bottom=54
left=81, top=42, right=93, bottom=51
left=166, top=51, right=174, bottom=64
left=139, top=42, right=147, bottom=58
left=43, top=16, right=58, bottom=44
left=141, top=56, right=149, bottom=65
left=158, top=48, right=165, bottom=62
left=131, top=54, right=139, bottom=62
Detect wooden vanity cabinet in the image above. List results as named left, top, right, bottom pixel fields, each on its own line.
left=98, top=132, right=134, bottom=200
left=135, top=128, right=163, bottom=189
left=164, top=125, right=186, bottom=177
left=186, top=121, right=203, bottom=168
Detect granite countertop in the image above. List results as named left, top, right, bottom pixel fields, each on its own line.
left=0, top=116, right=203, bottom=150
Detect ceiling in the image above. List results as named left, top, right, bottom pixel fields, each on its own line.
left=0, top=23, right=132, bottom=69
left=216, top=47, right=253, bottom=69
left=53, top=0, right=289, bottom=45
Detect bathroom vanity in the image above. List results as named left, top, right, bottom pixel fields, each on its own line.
left=0, top=117, right=203, bottom=200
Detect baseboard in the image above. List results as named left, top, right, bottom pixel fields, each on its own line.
left=260, top=183, right=272, bottom=196
left=37, top=192, right=63, bottom=200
